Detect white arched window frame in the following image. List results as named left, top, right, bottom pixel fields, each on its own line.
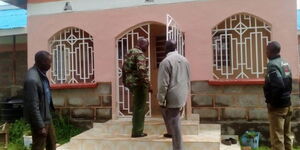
left=49, top=27, right=95, bottom=84
left=212, top=13, right=271, bottom=79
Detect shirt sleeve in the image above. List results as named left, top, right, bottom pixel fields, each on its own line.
left=136, top=53, right=150, bottom=86
left=122, top=51, right=133, bottom=88
left=186, top=61, right=191, bottom=92
left=157, top=60, right=171, bottom=107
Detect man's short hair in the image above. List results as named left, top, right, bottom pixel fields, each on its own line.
left=35, top=51, right=50, bottom=64
left=267, top=41, right=281, bottom=54
left=166, top=40, right=177, bottom=52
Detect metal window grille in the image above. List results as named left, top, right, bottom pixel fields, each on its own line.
left=116, top=24, right=151, bottom=117
left=49, top=27, right=95, bottom=84
left=212, top=13, right=271, bottom=79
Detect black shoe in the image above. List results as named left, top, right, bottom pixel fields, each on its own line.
left=163, top=133, right=172, bottom=138
left=228, top=138, right=237, bottom=144
left=221, top=138, right=237, bottom=145
left=221, top=139, right=231, bottom=145
left=131, top=133, right=147, bottom=138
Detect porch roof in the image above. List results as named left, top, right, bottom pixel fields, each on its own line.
left=0, top=8, right=27, bottom=30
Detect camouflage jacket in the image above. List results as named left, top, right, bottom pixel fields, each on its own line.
left=122, top=48, right=149, bottom=90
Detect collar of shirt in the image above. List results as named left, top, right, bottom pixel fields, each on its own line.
left=35, top=66, right=52, bottom=104
left=270, top=55, right=281, bottom=60
left=35, top=65, right=48, bottom=79
left=167, top=51, right=178, bottom=57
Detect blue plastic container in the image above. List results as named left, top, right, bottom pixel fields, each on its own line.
left=240, top=131, right=260, bottom=149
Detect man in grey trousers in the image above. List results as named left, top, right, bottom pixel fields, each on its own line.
left=157, top=40, right=190, bottom=150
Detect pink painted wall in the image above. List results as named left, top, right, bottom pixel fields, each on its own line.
left=27, top=0, right=299, bottom=81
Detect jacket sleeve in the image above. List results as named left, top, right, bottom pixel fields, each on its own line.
left=136, top=53, right=150, bottom=86
left=186, top=62, right=191, bottom=92
left=266, top=65, right=285, bottom=100
left=24, top=79, right=45, bottom=129
left=157, top=60, right=171, bottom=107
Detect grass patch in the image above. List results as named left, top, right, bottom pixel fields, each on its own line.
left=243, top=146, right=300, bottom=150
left=52, top=113, right=85, bottom=145
left=6, top=113, right=84, bottom=149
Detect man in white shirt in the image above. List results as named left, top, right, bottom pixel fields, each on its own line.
left=157, top=40, right=190, bottom=150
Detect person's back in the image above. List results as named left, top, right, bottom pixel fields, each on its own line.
left=263, top=41, right=293, bottom=150
left=122, top=38, right=150, bottom=138
left=157, top=39, right=190, bottom=150
left=158, top=51, right=190, bottom=108
left=264, top=56, right=292, bottom=108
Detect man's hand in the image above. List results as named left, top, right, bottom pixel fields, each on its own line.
left=38, top=127, right=47, bottom=137
left=149, top=88, right=153, bottom=93
left=148, top=83, right=153, bottom=93
left=159, top=100, right=167, bottom=108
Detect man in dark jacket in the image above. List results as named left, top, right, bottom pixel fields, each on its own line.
left=24, top=51, right=56, bottom=150
left=264, top=41, right=293, bottom=150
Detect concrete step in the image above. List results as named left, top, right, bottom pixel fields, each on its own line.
left=58, top=129, right=220, bottom=150
left=57, top=118, right=221, bottom=150
left=93, top=118, right=200, bottom=135
left=220, top=135, right=241, bottom=150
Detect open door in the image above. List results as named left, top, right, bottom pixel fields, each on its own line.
left=166, top=14, right=186, bottom=118
left=166, top=14, right=185, bottom=56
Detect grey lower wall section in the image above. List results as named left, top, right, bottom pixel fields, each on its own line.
left=52, top=83, right=112, bottom=129
left=191, top=80, right=300, bottom=145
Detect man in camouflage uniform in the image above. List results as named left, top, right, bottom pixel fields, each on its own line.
left=122, top=37, right=150, bottom=137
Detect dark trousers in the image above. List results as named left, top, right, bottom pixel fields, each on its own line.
left=31, top=123, right=56, bottom=150
left=131, top=86, right=147, bottom=136
left=161, top=107, right=183, bottom=150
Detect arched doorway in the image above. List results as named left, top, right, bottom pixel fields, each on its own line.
left=116, top=16, right=185, bottom=118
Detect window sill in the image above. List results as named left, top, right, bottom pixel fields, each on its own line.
left=50, top=83, right=98, bottom=90
left=208, top=79, right=264, bottom=85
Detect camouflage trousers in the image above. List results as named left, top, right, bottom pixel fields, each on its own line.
left=131, top=86, right=148, bottom=136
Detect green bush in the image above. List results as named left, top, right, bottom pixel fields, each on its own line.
left=7, top=113, right=84, bottom=149
left=52, top=113, right=85, bottom=145
left=8, top=119, right=30, bottom=146
left=7, top=143, right=28, bottom=150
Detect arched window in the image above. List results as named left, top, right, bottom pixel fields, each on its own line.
left=49, top=27, right=94, bottom=84
left=212, top=13, right=271, bottom=79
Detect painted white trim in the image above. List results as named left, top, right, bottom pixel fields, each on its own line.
left=0, top=28, right=27, bottom=36
left=28, top=0, right=211, bottom=16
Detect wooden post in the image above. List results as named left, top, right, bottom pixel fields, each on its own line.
left=12, top=35, right=16, bottom=85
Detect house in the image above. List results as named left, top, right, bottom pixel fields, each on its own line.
left=1, top=0, right=300, bottom=148
left=0, top=3, right=27, bottom=100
